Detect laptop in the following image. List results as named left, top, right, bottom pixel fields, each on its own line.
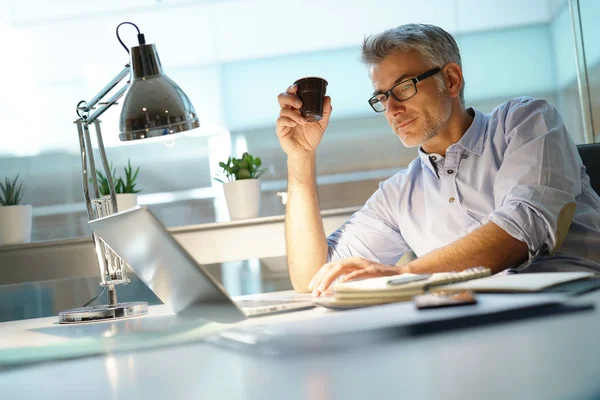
left=88, top=206, right=314, bottom=323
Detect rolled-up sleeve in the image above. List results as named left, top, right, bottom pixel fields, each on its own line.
left=488, top=98, right=582, bottom=259
left=327, top=177, right=410, bottom=265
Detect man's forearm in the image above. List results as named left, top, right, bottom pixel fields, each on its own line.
left=404, top=221, right=528, bottom=275
left=285, top=154, right=328, bottom=292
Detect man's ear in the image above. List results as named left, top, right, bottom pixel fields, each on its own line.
left=443, top=63, right=463, bottom=99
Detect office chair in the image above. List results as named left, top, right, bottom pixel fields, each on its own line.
left=551, top=143, right=600, bottom=254
left=577, top=143, right=600, bottom=196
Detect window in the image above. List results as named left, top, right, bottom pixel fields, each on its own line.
left=1, top=0, right=591, bottom=242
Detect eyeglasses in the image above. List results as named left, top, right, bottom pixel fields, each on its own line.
left=368, top=67, right=442, bottom=112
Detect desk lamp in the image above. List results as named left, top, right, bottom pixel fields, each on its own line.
left=58, top=22, right=200, bottom=324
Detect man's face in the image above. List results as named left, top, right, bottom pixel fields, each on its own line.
left=369, top=50, right=451, bottom=149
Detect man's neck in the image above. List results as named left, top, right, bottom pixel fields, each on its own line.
left=421, top=106, right=474, bottom=157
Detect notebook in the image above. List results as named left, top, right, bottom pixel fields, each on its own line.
left=431, top=271, right=595, bottom=293
left=314, top=267, right=491, bottom=309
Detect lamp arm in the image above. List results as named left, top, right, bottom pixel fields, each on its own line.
left=75, top=65, right=131, bottom=218
left=86, top=83, right=129, bottom=124
left=85, top=65, right=130, bottom=112
left=82, top=123, right=101, bottom=199
left=93, top=119, right=119, bottom=214
left=75, top=120, right=96, bottom=221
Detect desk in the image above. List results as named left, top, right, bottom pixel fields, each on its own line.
left=1, top=289, right=599, bottom=399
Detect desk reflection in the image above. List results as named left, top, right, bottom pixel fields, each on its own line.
left=0, top=255, right=293, bottom=322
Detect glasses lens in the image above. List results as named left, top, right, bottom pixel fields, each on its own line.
left=391, top=81, right=416, bottom=102
left=369, top=95, right=387, bottom=112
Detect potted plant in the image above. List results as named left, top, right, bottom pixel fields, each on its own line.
left=93, top=159, right=141, bottom=211
left=214, top=152, right=266, bottom=220
left=0, top=175, right=32, bottom=245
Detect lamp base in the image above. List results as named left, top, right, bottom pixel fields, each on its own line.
left=58, top=302, right=148, bottom=324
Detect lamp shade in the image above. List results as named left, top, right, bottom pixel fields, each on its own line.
left=119, top=43, right=200, bottom=141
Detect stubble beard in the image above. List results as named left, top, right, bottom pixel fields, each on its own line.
left=397, top=94, right=452, bottom=149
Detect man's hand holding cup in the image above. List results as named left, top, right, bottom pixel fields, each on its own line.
left=276, top=77, right=331, bottom=159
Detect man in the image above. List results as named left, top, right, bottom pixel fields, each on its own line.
left=275, top=24, right=600, bottom=297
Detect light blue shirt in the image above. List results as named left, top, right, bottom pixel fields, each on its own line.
left=327, top=97, right=600, bottom=273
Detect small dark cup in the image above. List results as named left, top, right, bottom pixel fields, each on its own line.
left=294, top=77, right=328, bottom=122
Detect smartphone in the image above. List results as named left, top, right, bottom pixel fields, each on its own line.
left=413, top=290, right=477, bottom=309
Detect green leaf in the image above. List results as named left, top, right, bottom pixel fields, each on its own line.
left=238, top=168, right=251, bottom=179
left=15, top=182, right=23, bottom=204
left=106, top=159, right=143, bottom=194
left=215, top=152, right=266, bottom=182
left=131, top=166, right=140, bottom=183
left=255, top=168, right=268, bottom=179
left=93, top=163, right=118, bottom=196
left=0, top=174, right=24, bottom=205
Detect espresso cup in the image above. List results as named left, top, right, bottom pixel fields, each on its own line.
left=294, top=77, right=328, bottom=122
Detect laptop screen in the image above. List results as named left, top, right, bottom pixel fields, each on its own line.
left=89, top=206, right=246, bottom=323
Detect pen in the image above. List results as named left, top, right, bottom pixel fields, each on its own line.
left=387, top=274, right=432, bottom=285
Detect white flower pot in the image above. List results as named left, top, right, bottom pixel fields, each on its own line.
left=0, top=204, right=33, bottom=245
left=115, top=193, right=138, bottom=211
left=103, top=194, right=138, bottom=212
left=223, top=179, right=261, bottom=220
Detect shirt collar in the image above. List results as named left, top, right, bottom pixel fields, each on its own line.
left=417, top=107, right=487, bottom=164
left=418, top=148, right=443, bottom=178
left=455, top=107, right=487, bottom=156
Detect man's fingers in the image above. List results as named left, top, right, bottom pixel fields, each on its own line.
left=313, top=262, right=337, bottom=293
left=275, top=119, right=296, bottom=139
left=310, top=264, right=332, bottom=294
left=314, top=257, right=364, bottom=293
left=311, top=258, right=372, bottom=296
left=323, top=96, right=332, bottom=114
left=308, top=266, right=322, bottom=290
left=341, top=269, right=372, bottom=282
left=277, top=89, right=302, bottom=109
left=309, top=262, right=334, bottom=290
left=317, top=96, right=333, bottom=127
left=315, top=263, right=361, bottom=296
left=342, top=265, right=398, bottom=282
left=280, top=108, right=307, bottom=126
left=322, top=285, right=335, bottom=296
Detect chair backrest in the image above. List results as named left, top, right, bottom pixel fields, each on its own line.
left=577, top=143, right=600, bottom=196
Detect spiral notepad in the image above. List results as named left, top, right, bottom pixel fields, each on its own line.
left=327, top=267, right=491, bottom=306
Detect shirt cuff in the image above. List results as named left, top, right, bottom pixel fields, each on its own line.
left=489, top=202, right=550, bottom=261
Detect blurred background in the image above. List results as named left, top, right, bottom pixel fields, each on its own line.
left=0, top=0, right=598, bottom=242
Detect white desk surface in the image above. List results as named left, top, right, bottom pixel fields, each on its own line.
left=0, top=290, right=320, bottom=350
left=1, top=290, right=600, bottom=400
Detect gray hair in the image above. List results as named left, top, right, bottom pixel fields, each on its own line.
left=361, top=24, right=465, bottom=106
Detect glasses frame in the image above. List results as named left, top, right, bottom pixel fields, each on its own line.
left=368, top=67, right=442, bottom=112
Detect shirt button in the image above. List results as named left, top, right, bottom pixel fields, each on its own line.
left=449, top=197, right=455, bottom=203
left=447, top=169, right=454, bottom=174
left=430, top=156, right=437, bottom=161
left=461, top=154, right=468, bottom=159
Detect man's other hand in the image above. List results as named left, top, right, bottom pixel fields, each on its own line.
left=308, top=257, right=402, bottom=297
left=276, top=84, right=332, bottom=159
